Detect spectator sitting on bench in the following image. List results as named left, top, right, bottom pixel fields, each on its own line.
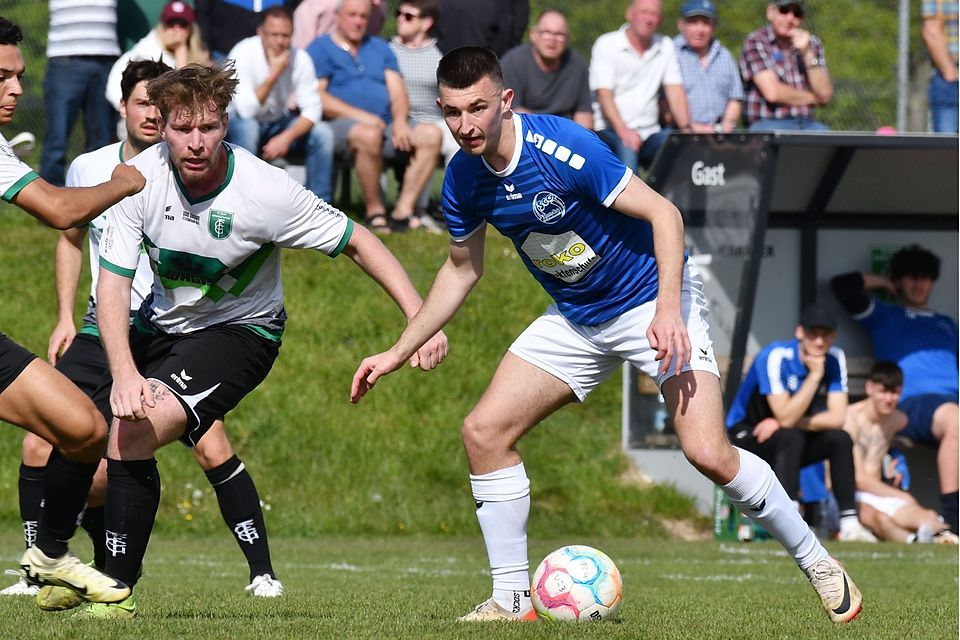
left=226, top=5, right=334, bottom=202
left=844, top=361, right=958, bottom=543
left=307, top=0, right=442, bottom=234
left=831, top=245, right=959, bottom=534
left=725, top=303, right=877, bottom=542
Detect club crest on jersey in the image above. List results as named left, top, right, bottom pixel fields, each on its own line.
left=532, top=191, right=565, bottom=224
left=208, top=210, right=234, bottom=240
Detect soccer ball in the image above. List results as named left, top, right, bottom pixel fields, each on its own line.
left=531, top=545, right=623, bottom=621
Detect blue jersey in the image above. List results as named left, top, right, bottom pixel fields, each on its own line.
left=442, top=112, right=657, bottom=326
left=725, top=339, right=848, bottom=428
left=855, top=298, right=958, bottom=399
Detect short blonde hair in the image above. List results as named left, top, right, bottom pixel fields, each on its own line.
left=147, top=62, right=238, bottom=121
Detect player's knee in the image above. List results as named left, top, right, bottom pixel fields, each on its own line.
left=683, top=440, right=729, bottom=481
left=461, top=413, right=500, bottom=457
left=22, top=432, right=53, bottom=466
left=192, top=437, right=233, bottom=470
left=55, top=407, right=107, bottom=462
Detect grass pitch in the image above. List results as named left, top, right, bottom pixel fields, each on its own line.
left=0, top=534, right=956, bottom=640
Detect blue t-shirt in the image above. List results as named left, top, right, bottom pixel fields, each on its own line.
left=725, top=339, right=849, bottom=428
left=442, top=112, right=662, bottom=326
left=306, top=34, right=398, bottom=123
left=855, top=298, right=958, bottom=399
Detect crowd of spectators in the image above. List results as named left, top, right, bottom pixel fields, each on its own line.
left=36, top=0, right=958, bottom=217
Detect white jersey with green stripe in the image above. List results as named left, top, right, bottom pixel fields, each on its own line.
left=99, top=142, right=353, bottom=338
left=0, top=131, right=39, bottom=202
left=67, top=141, right=155, bottom=334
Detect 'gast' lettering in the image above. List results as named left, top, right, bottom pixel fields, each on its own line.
left=691, top=161, right=726, bottom=186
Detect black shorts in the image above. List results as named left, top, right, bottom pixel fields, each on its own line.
left=93, top=323, right=280, bottom=447
left=55, top=333, right=112, bottom=421
left=0, top=333, right=37, bottom=394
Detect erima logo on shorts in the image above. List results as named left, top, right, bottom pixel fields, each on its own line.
left=521, top=230, right=600, bottom=283
left=532, top=191, right=565, bottom=224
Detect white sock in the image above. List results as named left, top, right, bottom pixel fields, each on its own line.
left=722, top=448, right=828, bottom=571
left=839, top=515, right=860, bottom=533
left=470, top=462, right=532, bottom=612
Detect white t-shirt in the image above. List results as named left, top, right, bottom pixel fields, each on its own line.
left=589, top=27, right=682, bottom=138
left=227, top=35, right=322, bottom=125
left=105, top=31, right=173, bottom=111
left=99, top=142, right=353, bottom=336
left=0, top=132, right=38, bottom=201
left=66, top=142, right=155, bottom=329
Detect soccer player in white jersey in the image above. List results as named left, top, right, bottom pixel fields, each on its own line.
left=351, top=47, right=863, bottom=624
left=0, top=17, right=142, bottom=604
left=4, top=60, right=282, bottom=606
left=86, top=62, right=446, bottom=619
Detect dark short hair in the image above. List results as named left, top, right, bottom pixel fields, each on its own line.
left=260, top=4, right=293, bottom=24
left=0, top=17, right=23, bottom=46
left=887, top=244, right=941, bottom=281
left=120, top=58, right=173, bottom=103
left=400, top=0, right=439, bottom=24
left=868, top=361, right=903, bottom=390
left=437, top=47, right=503, bottom=91
left=147, top=62, right=238, bottom=120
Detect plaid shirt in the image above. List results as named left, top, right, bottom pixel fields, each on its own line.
left=923, top=0, right=959, bottom=65
left=739, top=25, right=826, bottom=123
left=674, top=35, right=744, bottom=125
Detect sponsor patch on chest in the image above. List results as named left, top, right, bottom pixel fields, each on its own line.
left=520, top=231, right=600, bottom=283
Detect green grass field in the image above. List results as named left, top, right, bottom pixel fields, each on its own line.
left=0, top=533, right=956, bottom=639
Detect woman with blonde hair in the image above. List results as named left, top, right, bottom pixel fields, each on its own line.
left=105, top=1, right=210, bottom=111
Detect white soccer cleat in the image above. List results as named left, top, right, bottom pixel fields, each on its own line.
left=0, top=570, right=40, bottom=596
left=457, top=597, right=537, bottom=622
left=837, top=521, right=878, bottom=543
left=19, top=546, right=129, bottom=604
left=804, top=557, right=863, bottom=623
left=245, top=573, right=284, bottom=597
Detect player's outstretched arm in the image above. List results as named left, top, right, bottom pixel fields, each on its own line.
left=350, top=231, right=485, bottom=404
left=12, top=164, right=145, bottom=230
left=47, top=226, right=87, bottom=364
left=611, top=176, right=690, bottom=375
left=97, top=268, right=154, bottom=421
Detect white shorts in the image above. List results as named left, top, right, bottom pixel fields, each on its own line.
left=508, top=261, right=720, bottom=401
left=855, top=491, right=909, bottom=518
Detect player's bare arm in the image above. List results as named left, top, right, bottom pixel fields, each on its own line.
left=342, top=224, right=449, bottom=371
left=47, top=226, right=87, bottom=363
left=97, top=268, right=154, bottom=421
left=610, top=175, right=689, bottom=375
left=12, top=164, right=145, bottom=230
left=351, top=231, right=485, bottom=403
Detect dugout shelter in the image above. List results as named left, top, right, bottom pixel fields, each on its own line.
left=623, top=131, right=959, bottom=514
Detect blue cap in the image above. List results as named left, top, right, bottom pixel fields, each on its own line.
left=680, top=0, right=716, bottom=19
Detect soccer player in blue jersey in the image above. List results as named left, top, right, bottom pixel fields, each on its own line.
left=832, top=245, right=959, bottom=533
left=725, top=304, right=877, bottom=543
left=352, top=46, right=863, bottom=624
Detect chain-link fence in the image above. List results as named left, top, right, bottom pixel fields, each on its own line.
left=1, top=1, right=934, bottom=173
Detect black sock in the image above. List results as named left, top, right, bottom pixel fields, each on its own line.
left=18, top=464, right=45, bottom=550
left=80, top=506, right=107, bottom=570
left=940, top=491, right=958, bottom=534
left=35, top=450, right=97, bottom=558
left=104, top=459, right=160, bottom=586
left=205, top=455, right=274, bottom=581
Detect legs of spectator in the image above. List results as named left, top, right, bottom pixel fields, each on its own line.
left=303, top=121, right=335, bottom=203
left=929, top=71, right=960, bottom=134
left=932, top=401, right=959, bottom=532
left=857, top=503, right=910, bottom=542
left=595, top=129, right=639, bottom=174
left=80, top=57, right=115, bottom=154
left=40, top=58, right=85, bottom=185
left=348, top=123, right=389, bottom=227
left=390, top=123, right=442, bottom=228
left=637, top=128, right=671, bottom=169
left=225, top=115, right=263, bottom=155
